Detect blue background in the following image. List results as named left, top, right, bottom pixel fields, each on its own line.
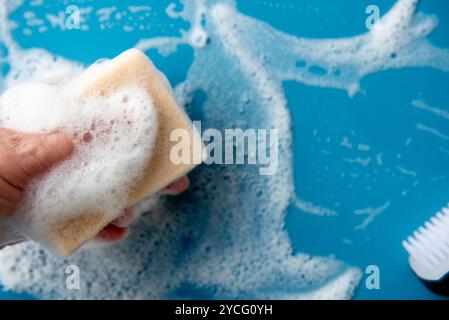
left=1, top=0, right=449, bottom=300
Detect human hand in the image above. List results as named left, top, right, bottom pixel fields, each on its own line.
left=0, top=127, right=190, bottom=246
left=0, top=128, right=74, bottom=219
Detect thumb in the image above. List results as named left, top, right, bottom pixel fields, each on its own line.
left=17, top=132, right=74, bottom=177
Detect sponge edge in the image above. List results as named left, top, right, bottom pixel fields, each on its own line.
left=109, top=49, right=204, bottom=204
left=52, top=49, right=203, bottom=256
left=2, top=49, right=203, bottom=256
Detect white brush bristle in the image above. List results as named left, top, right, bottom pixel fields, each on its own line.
left=402, top=205, right=449, bottom=272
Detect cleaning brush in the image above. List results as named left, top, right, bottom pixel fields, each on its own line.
left=403, top=204, right=449, bottom=296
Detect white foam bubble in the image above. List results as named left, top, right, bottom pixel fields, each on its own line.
left=354, top=201, right=391, bottom=230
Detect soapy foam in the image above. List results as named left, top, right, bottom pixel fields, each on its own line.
left=16, top=1, right=181, bottom=37
left=0, top=1, right=83, bottom=90
left=209, top=1, right=449, bottom=97
left=0, top=76, right=158, bottom=254
left=0, top=0, right=448, bottom=299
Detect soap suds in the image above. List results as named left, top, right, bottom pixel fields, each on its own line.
left=340, top=137, right=353, bottom=149
left=16, top=1, right=175, bottom=36
left=416, top=123, right=449, bottom=140
left=358, top=144, right=371, bottom=152
left=412, top=99, right=449, bottom=121
left=0, top=78, right=158, bottom=254
left=160, top=0, right=449, bottom=98
left=354, top=201, right=391, bottom=230
left=396, top=166, right=417, bottom=177
left=0, top=0, right=448, bottom=299
left=293, top=197, right=338, bottom=217
left=343, top=157, right=372, bottom=167
left=0, top=1, right=83, bottom=90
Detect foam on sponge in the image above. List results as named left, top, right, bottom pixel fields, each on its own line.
left=0, top=52, right=160, bottom=255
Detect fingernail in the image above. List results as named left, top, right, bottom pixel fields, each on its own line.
left=111, top=208, right=135, bottom=227
left=161, top=176, right=190, bottom=196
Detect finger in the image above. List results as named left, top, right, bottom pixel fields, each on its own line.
left=111, top=208, right=135, bottom=227
left=0, top=156, right=28, bottom=189
left=95, top=224, right=129, bottom=243
left=160, top=176, right=190, bottom=196
left=0, top=197, right=15, bottom=220
left=17, top=132, right=74, bottom=177
left=36, top=132, right=75, bottom=169
left=0, top=178, right=22, bottom=219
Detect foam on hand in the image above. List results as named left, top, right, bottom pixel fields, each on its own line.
left=0, top=68, right=158, bottom=255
